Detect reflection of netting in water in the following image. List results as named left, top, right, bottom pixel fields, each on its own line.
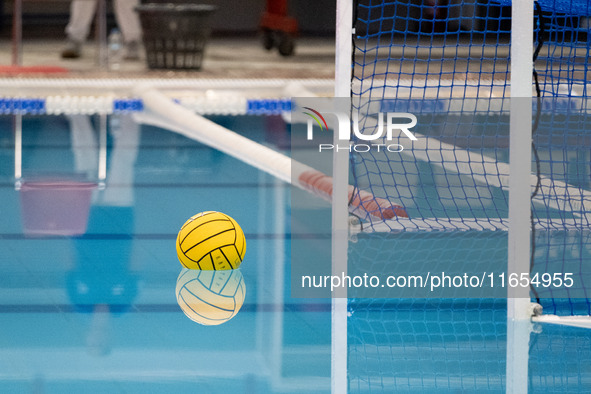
left=348, top=298, right=591, bottom=392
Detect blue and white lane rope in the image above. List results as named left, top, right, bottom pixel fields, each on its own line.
left=0, top=96, right=291, bottom=115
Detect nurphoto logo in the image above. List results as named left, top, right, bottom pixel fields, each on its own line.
left=303, top=107, right=418, bottom=153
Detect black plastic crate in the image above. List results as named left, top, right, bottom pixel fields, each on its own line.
left=135, top=4, right=217, bottom=70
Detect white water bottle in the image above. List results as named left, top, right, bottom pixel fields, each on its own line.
left=108, top=28, right=123, bottom=70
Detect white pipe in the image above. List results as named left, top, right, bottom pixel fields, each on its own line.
left=135, top=86, right=295, bottom=184
left=134, top=86, right=404, bottom=221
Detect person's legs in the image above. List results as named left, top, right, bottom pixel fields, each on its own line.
left=66, top=0, right=98, bottom=42
left=113, top=0, right=142, bottom=59
left=68, top=115, right=98, bottom=176
left=99, top=114, right=140, bottom=206
left=62, top=0, right=98, bottom=58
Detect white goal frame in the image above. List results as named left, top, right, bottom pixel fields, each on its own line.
left=331, top=1, right=352, bottom=393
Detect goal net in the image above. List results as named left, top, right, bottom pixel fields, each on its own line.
left=345, top=0, right=591, bottom=391
left=349, top=0, right=591, bottom=307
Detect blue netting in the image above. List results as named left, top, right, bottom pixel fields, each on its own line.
left=348, top=299, right=591, bottom=392
left=529, top=0, right=591, bottom=97
left=350, top=0, right=591, bottom=320
left=348, top=299, right=507, bottom=393
left=352, top=0, right=513, bottom=230
left=353, top=1, right=511, bottom=100
left=348, top=1, right=591, bottom=390
left=529, top=107, right=591, bottom=315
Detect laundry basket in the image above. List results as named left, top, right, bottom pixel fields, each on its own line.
left=135, top=3, right=217, bottom=70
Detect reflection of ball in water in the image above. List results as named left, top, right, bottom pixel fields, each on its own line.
left=176, top=268, right=246, bottom=325
left=176, top=211, right=246, bottom=270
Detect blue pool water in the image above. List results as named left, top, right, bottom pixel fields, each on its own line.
left=0, top=114, right=330, bottom=393
left=0, top=113, right=589, bottom=393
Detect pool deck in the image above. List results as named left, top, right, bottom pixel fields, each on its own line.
left=0, top=36, right=336, bottom=81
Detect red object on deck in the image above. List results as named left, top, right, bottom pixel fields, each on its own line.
left=0, top=65, right=69, bottom=75
left=260, top=0, right=298, bottom=56
left=260, top=0, right=298, bottom=34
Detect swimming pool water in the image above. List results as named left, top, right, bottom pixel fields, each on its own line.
left=0, top=113, right=589, bottom=393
